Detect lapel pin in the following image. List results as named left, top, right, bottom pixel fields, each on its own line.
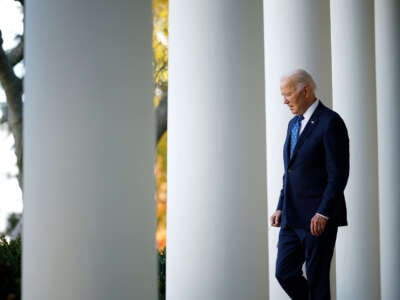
left=311, top=120, right=315, bottom=124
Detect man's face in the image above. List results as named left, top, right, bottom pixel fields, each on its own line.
left=280, top=79, right=308, bottom=116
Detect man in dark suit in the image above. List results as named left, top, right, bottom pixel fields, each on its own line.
left=270, top=69, right=349, bottom=300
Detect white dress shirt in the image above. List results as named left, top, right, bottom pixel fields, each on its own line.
left=299, top=99, right=319, bottom=135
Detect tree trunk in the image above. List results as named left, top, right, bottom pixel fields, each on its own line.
left=0, top=31, right=23, bottom=188
left=156, top=96, right=167, bottom=143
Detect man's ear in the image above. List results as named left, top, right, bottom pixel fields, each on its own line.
left=304, top=85, right=310, bottom=97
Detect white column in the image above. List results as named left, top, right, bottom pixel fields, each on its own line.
left=24, top=1, right=156, bottom=299
left=168, top=1, right=268, bottom=299
left=263, top=1, right=333, bottom=299
left=330, top=1, right=380, bottom=299
left=375, top=1, right=400, bottom=299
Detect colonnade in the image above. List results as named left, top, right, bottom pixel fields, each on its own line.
left=262, top=1, right=399, bottom=299
left=24, top=0, right=399, bottom=299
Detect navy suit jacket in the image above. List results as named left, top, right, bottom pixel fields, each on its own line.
left=277, top=102, right=349, bottom=229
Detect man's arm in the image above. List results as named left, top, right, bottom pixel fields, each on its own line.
left=317, top=114, right=350, bottom=216
left=272, top=121, right=291, bottom=227
left=277, top=174, right=285, bottom=211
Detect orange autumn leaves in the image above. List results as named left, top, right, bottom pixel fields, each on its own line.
left=153, top=0, right=168, bottom=252
left=155, top=133, right=167, bottom=252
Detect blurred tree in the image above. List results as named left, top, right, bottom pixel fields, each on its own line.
left=153, top=2, right=168, bottom=298
left=154, top=0, right=168, bottom=144
left=0, top=235, right=21, bottom=300
left=153, top=0, right=168, bottom=254
left=153, top=0, right=168, bottom=106
left=0, top=0, right=23, bottom=189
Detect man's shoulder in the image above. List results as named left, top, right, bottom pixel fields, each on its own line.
left=317, top=105, right=348, bottom=138
left=318, top=102, right=346, bottom=125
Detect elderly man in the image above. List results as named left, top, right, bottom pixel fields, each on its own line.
left=270, top=69, right=349, bottom=299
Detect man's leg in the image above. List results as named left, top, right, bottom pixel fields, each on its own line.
left=303, top=225, right=338, bottom=300
left=276, top=226, right=308, bottom=300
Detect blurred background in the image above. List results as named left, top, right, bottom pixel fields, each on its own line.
left=0, top=0, right=23, bottom=238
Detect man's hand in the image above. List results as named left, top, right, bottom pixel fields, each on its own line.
left=270, top=210, right=282, bottom=227
left=310, top=214, right=328, bottom=236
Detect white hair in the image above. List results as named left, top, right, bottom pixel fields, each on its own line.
left=281, top=69, right=317, bottom=92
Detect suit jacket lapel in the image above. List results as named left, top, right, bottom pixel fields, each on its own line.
left=289, top=102, right=325, bottom=164
left=283, top=121, right=292, bottom=169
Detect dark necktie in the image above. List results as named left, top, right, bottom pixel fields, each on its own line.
left=290, top=115, right=304, bottom=159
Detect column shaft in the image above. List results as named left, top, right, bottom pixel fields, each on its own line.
left=375, top=0, right=400, bottom=299
left=330, top=1, right=380, bottom=299
left=263, top=1, right=333, bottom=299
left=24, top=1, right=156, bottom=299
left=168, top=1, right=268, bottom=299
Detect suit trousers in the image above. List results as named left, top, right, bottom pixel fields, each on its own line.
left=275, top=224, right=337, bottom=300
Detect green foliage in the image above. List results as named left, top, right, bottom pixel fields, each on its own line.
left=158, top=250, right=166, bottom=300
left=0, top=235, right=21, bottom=300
